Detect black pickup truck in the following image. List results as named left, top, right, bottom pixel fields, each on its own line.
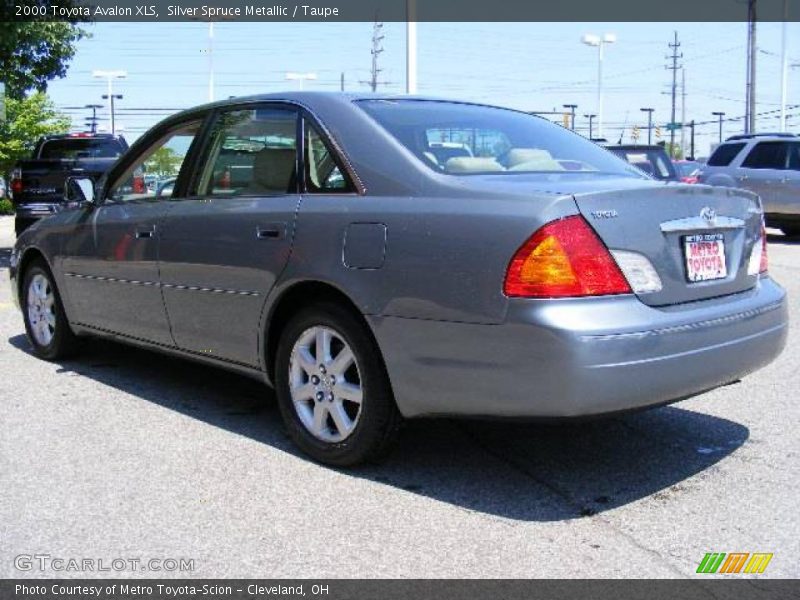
left=10, top=133, right=128, bottom=235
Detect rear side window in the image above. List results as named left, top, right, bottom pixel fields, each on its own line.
left=742, top=142, right=789, bottom=170
left=196, top=107, right=298, bottom=196
left=304, top=120, right=355, bottom=193
left=707, top=143, right=746, bottom=167
left=39, top=138, right=124, bottom=160
left=788, top=143, right=800, bottom=171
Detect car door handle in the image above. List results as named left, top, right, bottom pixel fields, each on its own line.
left=738, top=175, right=749, bottom=182
left=256, top=223, right=286, bottom=240
left=135, top=226, right=156, bottom=239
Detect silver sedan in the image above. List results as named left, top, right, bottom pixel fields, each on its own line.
left=10, top=93, right=788, bottom=465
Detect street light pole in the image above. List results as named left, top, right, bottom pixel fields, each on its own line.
left=101, top=94, right=123, bottom=135
left=92, top=70, right=126, bottom=134
left=563, top=104, right=577, bottom=130
left=582, top=33, right=616, bottom=139
left=640, top=107, right=654, bottom=144
left=583, top=114, right=596, bottom=139
left=712, top=111, right=726, bottom=144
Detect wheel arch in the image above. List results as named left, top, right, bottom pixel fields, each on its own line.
left=15, top=246, right=51, bottom=303
left=263, top=280, right=382, bottom=384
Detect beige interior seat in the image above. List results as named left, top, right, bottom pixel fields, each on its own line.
left=248, top=148, right=296, bottom=194
left=507, top=148, right=564, bottom=171
left=444, top=157, right=504, bottom=173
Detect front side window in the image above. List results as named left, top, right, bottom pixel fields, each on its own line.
left=196, top=107, right=298, bottom=197
left=357, top=99, right=640, bottom=177
left=107, top=122, right=201, bottom=202
left=741, top=142, right=789, bottom=170
left=304, top=120, right=355, bottom=193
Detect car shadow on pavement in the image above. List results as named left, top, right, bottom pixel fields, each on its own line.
left=8, top=333, right=749, bottom=523
left=767, top=232, right=800, bottom=245
left=0, top=246, right=11, bottom=269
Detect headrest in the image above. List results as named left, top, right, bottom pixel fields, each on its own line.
left=444, top=157, right=504, bottom=173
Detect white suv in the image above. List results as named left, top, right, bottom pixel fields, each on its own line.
left=697, top=133, right=800, bottom=236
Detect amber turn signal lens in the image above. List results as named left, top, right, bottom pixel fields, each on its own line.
left=504, top=215, right=632, bottom=298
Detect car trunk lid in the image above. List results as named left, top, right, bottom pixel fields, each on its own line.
left=572, top=184, right=763, bottom=306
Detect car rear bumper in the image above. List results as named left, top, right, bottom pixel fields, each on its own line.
left=14, top=203, right=60, bottom=220
left=370, top=277, right=788, bottom=418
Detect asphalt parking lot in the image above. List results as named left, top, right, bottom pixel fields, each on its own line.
left=0, top=214, right=797, bottom=579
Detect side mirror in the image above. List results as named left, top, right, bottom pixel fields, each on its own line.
left=65, top=176, right=96, bottom=206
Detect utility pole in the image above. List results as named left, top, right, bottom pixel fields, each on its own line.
left=640, top=107, right=654, bottom=144
left=680, top=68, right=686, bottom=157
left=780, top=0, right=788, bottom=132
left=208, top=22, right=214, bottom=102
left=666, top=31, right=682, bottom=158
left=563, top=104, right=577, bottom=130
left=369, top=18, right=384, bottom=92
left=406, top=0, right=417, bottom=94
left=584, top=113, right=596, bottom=139
left=712, top=111, right=726, bottom=143
left=340, top=72, right=345, bottom=92
left=746, top=0, right=757, bottom=133
left=84, top=104, right=102, bottom=133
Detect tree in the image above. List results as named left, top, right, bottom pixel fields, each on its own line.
left=145, top=147, right=183, bottom=178
left=0, top=93, right=70, bottom=184
left=0, top=21, right=88, bottom=100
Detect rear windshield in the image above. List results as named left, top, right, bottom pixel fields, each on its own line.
left=606, top=147, right=677, bottom=180
left=707, top=143, right=746, bottom=167
left=39, top=138, right=125, bottom=160
left=357, top=99, right=640, bottom=177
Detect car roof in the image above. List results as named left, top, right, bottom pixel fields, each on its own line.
left=167, top=91, right=540, bottom=122
left=605, top=144, right=666, bottom=151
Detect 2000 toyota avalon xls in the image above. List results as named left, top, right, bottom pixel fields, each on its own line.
left=10, top=93, right=788, bottom=465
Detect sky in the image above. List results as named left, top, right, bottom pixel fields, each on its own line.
left=45, top=20, right=800, bottom=155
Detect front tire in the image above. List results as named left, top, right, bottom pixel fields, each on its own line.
left=21, top=260, right=79, bottom=360
left=274, top=302, right=402, bottom=466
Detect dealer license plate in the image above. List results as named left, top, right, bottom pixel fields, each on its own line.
left=684, top=233, right=727, bottom=282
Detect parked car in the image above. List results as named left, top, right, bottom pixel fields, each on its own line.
left=673, top=159, right=701, bottom=183
left=10, top=133, right=128, bottom=235
left=604, top=144, right=680, bottom=181
left=10, top=93, right=788, bottom=465
left=697, top=133, right=800, bottom=236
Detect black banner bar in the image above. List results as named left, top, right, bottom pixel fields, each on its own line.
left=2, top=579, right=800, bottom=600
left=3, top=0, right=800, bottom=22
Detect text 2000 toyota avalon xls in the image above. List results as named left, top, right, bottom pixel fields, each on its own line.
left=10, top=93, right=788, bottom=465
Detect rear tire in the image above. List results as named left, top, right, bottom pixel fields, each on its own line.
left=21, top=260, right=79, bottom=360
left=780, top=226, right=800, bottom=238
left=274, top=302, right=402, bottom=466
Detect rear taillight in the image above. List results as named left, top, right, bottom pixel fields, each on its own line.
left=747, top=222, right=769, bottom=276
left=760, top=223, right=768, bottom=274
left=10, top=168, right=23, bottom=195
left=504, top=215, right=632, bottom=298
